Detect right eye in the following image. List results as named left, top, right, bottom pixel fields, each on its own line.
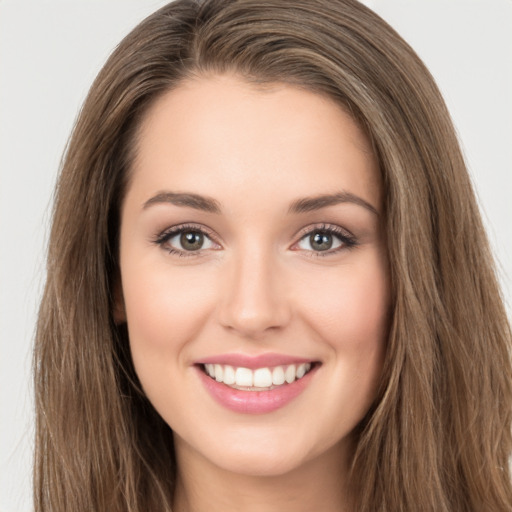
left=154, top=225, right=220, bottom=256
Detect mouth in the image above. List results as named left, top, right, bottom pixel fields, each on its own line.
left=200, top=362, right=316, bottom=391
left=195, top=357, right=320, bottom=414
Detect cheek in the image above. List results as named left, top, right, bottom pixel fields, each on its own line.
left=120, top=258, right=218, bottom=364
left=299, top=251, right=390, bottom=372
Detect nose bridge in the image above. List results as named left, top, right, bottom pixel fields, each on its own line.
left=218, top=240, right=290, bottom=337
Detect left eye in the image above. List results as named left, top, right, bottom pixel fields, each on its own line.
left=296, top=230, right=344, bottom=252
left=166, top=230, right=216, bottom=252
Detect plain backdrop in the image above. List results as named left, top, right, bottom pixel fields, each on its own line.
left=1, top=1, right=511, bottom=510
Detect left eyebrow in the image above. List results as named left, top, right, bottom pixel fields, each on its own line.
left=288, top=192, right=379, bottom=216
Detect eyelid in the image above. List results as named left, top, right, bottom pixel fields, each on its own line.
left=152, top=221, right=357, bottom=257
left=290, top=223, right=358, bottom=255
left=293, top=222, right=354, bottom=241
left=153, top=223, right=222, bottom=255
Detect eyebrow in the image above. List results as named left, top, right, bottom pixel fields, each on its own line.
left=143, top=192, right=222, bottom=214
left=143, top=190, right=378, bottom=216
left=288, top=192, right=379, bottom=216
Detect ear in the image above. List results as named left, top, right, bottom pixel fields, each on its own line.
left=112, top=277, right=126, bottom=324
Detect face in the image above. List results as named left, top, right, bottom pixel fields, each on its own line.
left=118, top=74, right=390, bottom=478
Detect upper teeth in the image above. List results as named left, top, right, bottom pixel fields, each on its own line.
left=204, top=363, right=312, bottom=389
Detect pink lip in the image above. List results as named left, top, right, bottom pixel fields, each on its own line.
left=195, top=358, right=319, bottom=415
left=196, top=353, right=313, bottom=369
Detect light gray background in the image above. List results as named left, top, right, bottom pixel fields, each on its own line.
left=1, top=1, right=511, bottom=510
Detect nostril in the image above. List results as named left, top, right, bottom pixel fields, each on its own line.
left=216, top=261, right=292, bottom=336
left=218, top=299, right=291, bottom=338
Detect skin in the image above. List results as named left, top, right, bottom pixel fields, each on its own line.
left=117, top=74, right=390, bottom=512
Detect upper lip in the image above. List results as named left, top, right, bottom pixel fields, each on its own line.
left=195, top=353, right=317, bottom=369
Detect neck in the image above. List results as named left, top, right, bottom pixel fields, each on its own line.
left=172, top=436, right=354, bottom=512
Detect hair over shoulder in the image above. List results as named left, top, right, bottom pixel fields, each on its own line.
left=34, top=1, right=512, bottom=511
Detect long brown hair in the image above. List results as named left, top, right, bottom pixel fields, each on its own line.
left=34, top=1, right=512, bottom=510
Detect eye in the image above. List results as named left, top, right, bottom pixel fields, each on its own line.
left=294, top=225, right=357, bottom=255
left=299, top=231, right=341, bottom=252
left=169, top=230, right=212, bottom=251
left=154, top=225, right=219, bottom=255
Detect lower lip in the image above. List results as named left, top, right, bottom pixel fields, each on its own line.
left=196, top=365, right=317, bottom=414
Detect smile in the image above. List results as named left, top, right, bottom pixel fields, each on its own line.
left=196, top=355, right=319, bottom=414
left=203, top=363, right=313, bottom=390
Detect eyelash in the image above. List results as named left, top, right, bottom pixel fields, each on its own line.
left=152, top=222, right=358, bottom=258
left=153, top=223, right=219, bottom=257
left=293, top=223, right=358, bottom=258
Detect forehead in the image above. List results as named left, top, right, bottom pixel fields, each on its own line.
left=129, top=74, right=381, bottom=212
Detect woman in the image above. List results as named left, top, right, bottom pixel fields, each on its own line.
left=34, top=0, right=512, bottom=510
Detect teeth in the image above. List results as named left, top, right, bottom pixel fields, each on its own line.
left=223, top=365, right=235, bottom=385
left=205, top=364, right=215, bottom=378
left=285, top=364, right=296, bottom=384
left=253, top=368, right=272, bottom=387
left=296, top=363, right=307, bottom=379
left=203, top=362, right=314, bottom=389
left=235, top=367, right=253, bottom=387
left=214, top=364, right=223, bottom=382
left=272, top=366, right=285, bottom=385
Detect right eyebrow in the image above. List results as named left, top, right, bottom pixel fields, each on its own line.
left=142, top=191, right=222, bottom=214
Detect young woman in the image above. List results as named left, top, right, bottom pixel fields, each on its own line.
left=34, top=0, right=512, bottom=510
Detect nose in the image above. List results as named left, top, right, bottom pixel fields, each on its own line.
left=217, top=247, right=291, bottom=339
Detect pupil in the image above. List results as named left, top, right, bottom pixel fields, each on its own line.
left=180, top=231, right=203, bottom=251
left=311, top=232, right=332, bottom=251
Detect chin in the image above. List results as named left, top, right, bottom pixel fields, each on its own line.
left=185, top=425, right=331, bottom=479
left=212, top=446, right=309, bottom=478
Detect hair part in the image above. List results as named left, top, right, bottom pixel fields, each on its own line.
left=34, top=1, right=512, bottom=510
